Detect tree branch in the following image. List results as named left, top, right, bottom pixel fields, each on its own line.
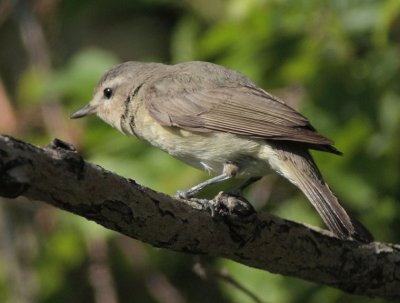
left=0, top=135, right=399, bottom=300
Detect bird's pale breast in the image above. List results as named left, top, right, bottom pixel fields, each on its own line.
left=132, top=105, right=273, bottom=177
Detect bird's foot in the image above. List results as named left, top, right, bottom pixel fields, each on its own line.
left=176, top=190, right=216, bottom=216
left=176, top=189, right=193, bottom=200
left=176, top=190, right=255, bottom=218
left=211, top=192, right=255, bottom=217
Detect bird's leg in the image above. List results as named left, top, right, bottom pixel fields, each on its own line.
left=176, top=173, right=232, bottom=216
left=177, top=161, right=239, bottom=199
left=176, top=162, right=239, bottom=215
left=176, top=173, right=232, bottom=199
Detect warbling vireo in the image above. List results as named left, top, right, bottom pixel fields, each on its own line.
left=71, top=61, right=372, bottom=243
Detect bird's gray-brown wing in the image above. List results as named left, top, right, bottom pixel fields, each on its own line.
left=145, top=74, right=340, bottom=154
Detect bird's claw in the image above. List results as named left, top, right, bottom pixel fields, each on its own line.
left=176, top=189, right=191, bottom=200
left=176, top=190, right=217, bottom=216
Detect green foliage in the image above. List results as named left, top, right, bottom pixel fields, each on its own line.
left=0, top=0, right=399, bottom=302
left=48, top=49, right=120, bottom=105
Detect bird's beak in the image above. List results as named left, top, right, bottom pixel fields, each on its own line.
left=70, top=103, right=98, bottom=119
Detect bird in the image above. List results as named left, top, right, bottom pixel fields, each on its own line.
left=70, top=61, right=373, bottom=243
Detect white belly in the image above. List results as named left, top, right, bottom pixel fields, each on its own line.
left=133, top=111, right=273, bottom=177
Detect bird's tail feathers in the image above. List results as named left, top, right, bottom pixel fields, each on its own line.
left=270, top=144, right=373, bottom=243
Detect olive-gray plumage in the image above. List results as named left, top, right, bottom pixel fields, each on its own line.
left=71, top=61, right=372, bottom=243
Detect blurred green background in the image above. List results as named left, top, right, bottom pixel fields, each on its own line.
left=0, top=0, right=399, bottom=302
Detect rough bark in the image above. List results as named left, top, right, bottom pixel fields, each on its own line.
left=0, top=135, right=399, bottom=300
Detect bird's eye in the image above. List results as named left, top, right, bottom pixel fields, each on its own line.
left=103, top=88, right=113, bottom=99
